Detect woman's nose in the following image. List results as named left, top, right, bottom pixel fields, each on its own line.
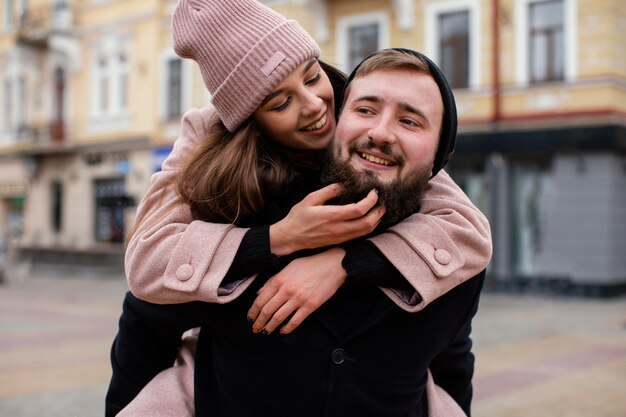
left=301, top=89, right=323, bottom=116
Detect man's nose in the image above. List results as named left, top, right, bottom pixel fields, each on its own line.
left=367, top=115, right=396, bottom=145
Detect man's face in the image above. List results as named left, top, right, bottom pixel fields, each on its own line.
left=334, top=67, right=443, bottom=183
left=321, top=67, right=443, bottom=226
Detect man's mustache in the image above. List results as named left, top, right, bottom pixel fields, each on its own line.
left=346, top=139, right=405, bottom=167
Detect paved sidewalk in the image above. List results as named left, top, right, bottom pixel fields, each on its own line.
left=1, top=275, right=625, bottom=416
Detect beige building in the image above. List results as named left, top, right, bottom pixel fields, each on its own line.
left=0, top=0, right=625, bottom=293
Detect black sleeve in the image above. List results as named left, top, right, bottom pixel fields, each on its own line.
left=221, top=226, right=280, bottom=285
left=428, top=274, right=483, bottom=416
left=105, top=292, right=203, bottom=417
left=341, top=240, right=412, bottom=290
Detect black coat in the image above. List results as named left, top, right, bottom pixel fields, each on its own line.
left=106, top=170, right=485, bottom=417
left=106, top=268, right=483, bottom=417
left=192, top=270, right=484, bottom=417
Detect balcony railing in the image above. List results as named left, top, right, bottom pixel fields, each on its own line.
left=15, top=120, right=69, bottom=149
left=15, top=2, right=73, bottom=47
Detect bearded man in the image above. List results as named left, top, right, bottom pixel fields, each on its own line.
left=108, top=49, right=486, bottom=417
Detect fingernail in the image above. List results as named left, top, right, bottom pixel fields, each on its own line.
left=252, top=325, right=261, bottom=334
left=260, top=329, right=269, bottom=335
left=247, top=316, right=253, bottom=322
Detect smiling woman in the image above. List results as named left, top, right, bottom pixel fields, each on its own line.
left=252, top=58, right=336, bottom=151
left=107, top=2, right=492, bottom=417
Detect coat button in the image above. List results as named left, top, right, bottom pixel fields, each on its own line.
left=176, top=263, right=194, bottom=281
left=331, top=348, right=345, bottom=365
left=434, top=249, right=451, bottom=265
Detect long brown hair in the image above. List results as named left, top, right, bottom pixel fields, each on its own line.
left=176, top=60, right=346, bottom=225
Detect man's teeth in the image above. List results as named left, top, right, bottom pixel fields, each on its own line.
left=302, top=114, right=327, bottom=131
left=359, top=152, right=392, bottom=166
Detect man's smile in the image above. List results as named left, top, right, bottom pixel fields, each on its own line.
left=357, top=151, right=395, bottom=167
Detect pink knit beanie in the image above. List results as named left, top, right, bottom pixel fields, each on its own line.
left=172, top=0, right=321, bottom=131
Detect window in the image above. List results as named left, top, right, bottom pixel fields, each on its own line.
left=52, top=67, right=66, bottom=141
left=118, top=52, right=128, bottom=108
left=347, top=24, right=379, bottom=72
left=529, top=0, right=564, bottom=83
left=510, top=161, right=551, bottom=276
left=4, top=0, right=14, bottom=30
left=166, top=57, right=183, bottom=120
left=94, top=178, right=126, bottom=243
left=3, top=80, right=12, bottom=132
left=17, top=77, right=26, bottom=129
left=424, top=1, right=481, bottom=90
left=337, top=12, right=389, bottom=73
left=160, top=51, right=190, bottom=122
left=51, top=181, right=63, bottom=233
left=91, top=41, right=130, bottom=118
left=96, top=57, right=109, bottom=112
left=439, top=11, right=470, bottom=89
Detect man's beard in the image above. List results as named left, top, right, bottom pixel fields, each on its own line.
left=321, top=141, right=432, bottom=229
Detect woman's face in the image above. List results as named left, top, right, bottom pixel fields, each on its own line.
left=252, top=59, right=336, bottom=151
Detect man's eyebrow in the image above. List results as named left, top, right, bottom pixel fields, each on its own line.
left=260, top=59, right=318, bottom=107
left=352, top=95, right=428, bottom=120
left=352, top=95, right=383, bottom=105
left=400, top=102, right=427, bottom=120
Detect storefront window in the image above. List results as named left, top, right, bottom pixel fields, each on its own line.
left=94, top=178, right=126, bottom=243
left=510, top=161, right=551, bottom=276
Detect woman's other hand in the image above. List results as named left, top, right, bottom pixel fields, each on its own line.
left=269, top=184, right=384, bottom=257
left=247, top=247, right=347, bottom=335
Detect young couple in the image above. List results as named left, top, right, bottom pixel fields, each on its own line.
left=106, top=0, right=492, bottom=416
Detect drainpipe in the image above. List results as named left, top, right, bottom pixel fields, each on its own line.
left=492, top=0, right=502, bottom=126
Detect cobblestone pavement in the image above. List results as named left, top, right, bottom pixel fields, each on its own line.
left=1, top=275, right=625, bottom=417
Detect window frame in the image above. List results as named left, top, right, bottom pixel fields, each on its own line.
left=336, top=11, right=390, bottom=74
left=515, top=0, right=577, bottom=85
left=438, top=10, right=471, bottom=89
left=88, top=36, right=132, bottom=130
left=424, top=0, right=481, bottom=90
left=159, top=50, right=191, bottom=122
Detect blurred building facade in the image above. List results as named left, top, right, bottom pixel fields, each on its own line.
left=0, top=0, right=624, bottom=293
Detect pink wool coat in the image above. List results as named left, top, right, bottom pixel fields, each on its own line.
left=125, top=106, right=492, bottom=312
left=119, top=106, right=492, bottom=416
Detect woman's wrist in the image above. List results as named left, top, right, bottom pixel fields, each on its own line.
left=269, top=221, right=296, bottom=257
left=325, top=246, right=348, bottom=286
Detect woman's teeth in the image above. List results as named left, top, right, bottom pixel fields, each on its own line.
left=302, top=114, right=327, bottom=131
left=359, top=152, right=392, bottom=166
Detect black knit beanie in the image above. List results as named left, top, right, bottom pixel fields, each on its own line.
left=342, top=48, right=457, bottom=178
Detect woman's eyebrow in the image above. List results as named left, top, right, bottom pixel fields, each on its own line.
left=303, top=58, right=317, bottom=73
left=260, top=59, right=318, bottom=107
left=261, top=88, right=285, bottom=106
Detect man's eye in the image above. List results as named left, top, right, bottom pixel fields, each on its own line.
left=400, top=118, right=419, bottom=127
left=356, top=107, right=373, bottom=115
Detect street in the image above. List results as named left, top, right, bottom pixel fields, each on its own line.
left=1, top=275, right=625, bottom=417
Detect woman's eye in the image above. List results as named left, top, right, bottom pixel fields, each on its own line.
left=272, top=97, right=292, bottom=112
left=356, top=107, right=373, bottom=115
left=305, top=71, right=321, bottom=85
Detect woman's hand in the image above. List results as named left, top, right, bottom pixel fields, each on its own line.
left=269, top=184, right=385, bottom=257
left=247, top=247, right=347, bottom=335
